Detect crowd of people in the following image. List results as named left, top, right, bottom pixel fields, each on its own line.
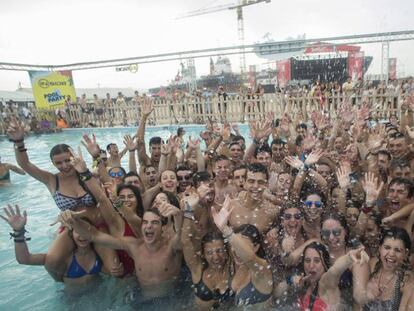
left=2, top=88, right=414, bottom=310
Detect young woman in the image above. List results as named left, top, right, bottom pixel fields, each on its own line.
left=1, top=204, right=103, bottom=291
left=181, top=187, right=233, bottom=310
left=6, top=119, right=117, bottom=281
left=212, top=196, right=273, bottom=308
left=353, top=227, right=414, bottom=310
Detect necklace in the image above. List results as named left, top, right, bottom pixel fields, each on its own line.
left=377, top=270, right=396, bottom=298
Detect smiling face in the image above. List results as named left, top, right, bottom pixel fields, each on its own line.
left=214, top=159, right=230, bottom=182
left=387, top=182, right=410, bottom=213
left=229, top=144, right=243, bottom=160
left=176, top=170, right=193, bottom=193
left=388, top=137, right=408, bottom=158
left=144, top=166, right=158, bottom=187
left=141, top=211, right=163, bottom=245
left=160, top=170, right=177, bottom=193
left=345, top=207, right=360, bottom=227
left=52, top=152, right=75, bottom=175
left=255, top=152, right=272, bottom=169
left=118, top=188, right=137, bottom=213
left=275, top=173, right=292, bottom=196
left=321, top=219, right=346, bottom=251
left=303, top=194, right=323, bottom=221
left=379, top=238, right=407, bottom=272
left=316, top=164, right=331, bottom=181
left=203, top=240, right=228, bottom=268
left=303, top=248, right=326, bottom=284
left=108, top=144, right=119, bottom=156
left=153, top=192, right=169, bottom=208
left=271, top=143, right=287, bottom=160
left=244, top=171, right=267, bottom=201
left=108, top=167, right=125, bottom=185
left=282, top=207, right=303, bottom=236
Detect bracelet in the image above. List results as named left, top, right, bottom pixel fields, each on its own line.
left=79, top=169, right=93, bottom=182
left=222, top=227, right=234, bottom=240
left=9, top=138, right=24, bottom=144
left=161, top=153, right=170, bottom=156
left=129, top=149, right=136, bottom=152
left=17, top=146, right=27, bottom=152
left=10, top=228, right=27, bottom=238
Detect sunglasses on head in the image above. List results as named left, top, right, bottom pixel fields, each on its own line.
left=283, top=213, right=302, bottom=220
left=304, top=201, right=322, bottom=208
left=321, top=228, right=342, bottom=238
left=177, top=175, right=192, bottom=181
left=109, top=171, right=124, bottom=178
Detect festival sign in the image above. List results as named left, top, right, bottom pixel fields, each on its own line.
left=28, top=70, right=76, bottom=109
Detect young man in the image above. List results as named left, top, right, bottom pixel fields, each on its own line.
left=106, top=143, right=127, bottom=168
left=228, top=163, right=280, bottom=234
left=63, top=207, right=183, bottom=299
left=176, top=164, right=193, bottom=194
left=213, top=155, right=238, bottom=208
left=232, top=164, right=247, bottom=192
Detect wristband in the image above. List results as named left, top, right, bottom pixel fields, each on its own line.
left=79, top=169, right=93, bottom=182
left=222, top=227, right=234, bottom=240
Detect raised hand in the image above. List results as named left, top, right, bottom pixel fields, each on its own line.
left=81, top=133, right=100, bottom=158
left=157, top=202, right=181, bottom=218
left=0, top=204, right=27, bottom=231
left=211, top=195, right=235, bottom=232
left=336, top=163, right=351, bottom=190
left=405, top=126, right=414, bottom=140
left=361, top=172, right=384, bottom=202
left=285, top=156, right=305, bottom=170
left=304, top=149, right=324, bottom=165
left=348, top=246, right=369, bottom=266
left=161, top=142, right=171, bottom=156
left=141, top=97, right=154, bottom=117
left=187, top=136, right=200, bottom=150
left=69, top=146, right=88, bottom=173
left=339, top=101, right=354, bottom=123
left=123, top=134, right=137, bottom=151
left=6, top=117, right=25, bottom=141
left=221, top=122, right=231, bottom=141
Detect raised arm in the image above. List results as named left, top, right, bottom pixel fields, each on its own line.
left=158, top=202, right=183, bottom=251
left=1, top=204, right=46, bottom=266
left=7, top=117, right=54, bottom=186
left=5, top=163, right=26, bottom=175
left=136, top=98, right=153, bottom=166
left=123, top=135, right=138, bottom=173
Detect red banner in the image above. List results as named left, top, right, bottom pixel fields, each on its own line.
left=276, top=59, right=291, bottom=87
left=305, top=42, right=361, bottom=54
left=348, top=52, right=364, bottom=80
left=388, top=58, right=397, bottom=80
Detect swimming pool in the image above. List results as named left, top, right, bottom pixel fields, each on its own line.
left=0, top=125, right=250, bottom=311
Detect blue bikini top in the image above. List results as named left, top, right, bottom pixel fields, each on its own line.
left=66, top=254, right=102, bottom=279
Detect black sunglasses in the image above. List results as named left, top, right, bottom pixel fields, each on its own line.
left=283, top=213, right=302, bottom=220
left=321, top=228, right=342, bottom=238
left=177, top=175, right=192, bottom=181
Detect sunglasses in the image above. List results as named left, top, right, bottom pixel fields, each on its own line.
left=321, top=228, right=342, bottom=238
left=177, top=175, right=192, bottom=181
left=283, top=213, right=302, bottom=220
left=109, top=171, right=124, bottom=178
left=101, top=158, right=108, bottom=162
left=304, top=201, right=322, bottom=208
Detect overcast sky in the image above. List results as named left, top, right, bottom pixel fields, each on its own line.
left=0, top=0, right=413, bottom=91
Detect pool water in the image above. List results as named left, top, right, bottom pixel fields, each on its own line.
left=0, top=125, right=250, bottom=311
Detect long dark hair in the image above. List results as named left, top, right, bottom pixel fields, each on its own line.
left=201, top=231, right=228, bottom=269
left=116, top=184, right=144, bottom=218
left=321, top=212, right=350, bottom=247
left=50, top=144, right=71, bottom=159
left=234, top=224, right=266, bottom=259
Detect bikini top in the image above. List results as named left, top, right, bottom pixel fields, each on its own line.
left=65, top=254, right=102, bottom=279
left=193, top=268, right=234, bottom=303
left=52, top=175, right=95, bottom=211
left=299, top=292, right=328, bottom=311
left=234, top=281, right=272, bottom=306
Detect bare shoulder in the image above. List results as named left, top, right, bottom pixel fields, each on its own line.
left=264, top=201, right=281, bottom=217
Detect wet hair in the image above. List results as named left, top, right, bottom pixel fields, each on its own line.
left=106, top=143, right=116, bottom=151
left=193, top=171, right=211, bottom=188
left=388, top=177, right=414, bottom=198
left=253, top=144, right=272, bottom=158
left=234, top=224, right=266, bottom=259
left=123, top=171, right=140, bottom=181
left=380, top=227, right=411, bottom=251
left=149, top=136, right=162, bottom=146
left=232, top=164, right=248, bottom=176
left=116, top=184, right=144, bottom=218
left=229, top=141, right=243, bottom=150
left=300, top=188, right=327, bottom=206
left=299, top=242, right=331, bottom=274
left=144, top=208, right=167, bottom=226
left=377, top=149, right=391, bottom=161
left=321, top=212, right=350, bottom=246
left=296, top=123, right=307, bottom=131
left=247, top=163, right=269, bottom=180
left=271, top=138, right=286, bottom=146
left=201, top=231, right=227, bottom=268
left=232, top=135, right=245, bottom=143
left=50, top=144, right=71, bottom=159
left=177, top=127, right=185, bottom=136
left=176, top=164, right=192, bottom=174
left=214, top=154, right=230, bottom=164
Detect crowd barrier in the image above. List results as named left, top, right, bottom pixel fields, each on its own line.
left=0, top=93, right=405, bottom=133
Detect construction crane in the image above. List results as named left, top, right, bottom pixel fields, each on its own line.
left=178, top=0, right=271, bottom=84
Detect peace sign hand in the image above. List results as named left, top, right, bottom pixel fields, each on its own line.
left=69, top=146, right=88, bottom=173
left=0, top=204, right=27, bottom=231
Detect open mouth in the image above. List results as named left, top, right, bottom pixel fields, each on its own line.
left=390, top=201, right=400, bottom=211
left=145, top=231, right=155, bottom=239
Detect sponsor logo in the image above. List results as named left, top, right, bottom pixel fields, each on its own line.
left=38, top=79, right=67, bottom=88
